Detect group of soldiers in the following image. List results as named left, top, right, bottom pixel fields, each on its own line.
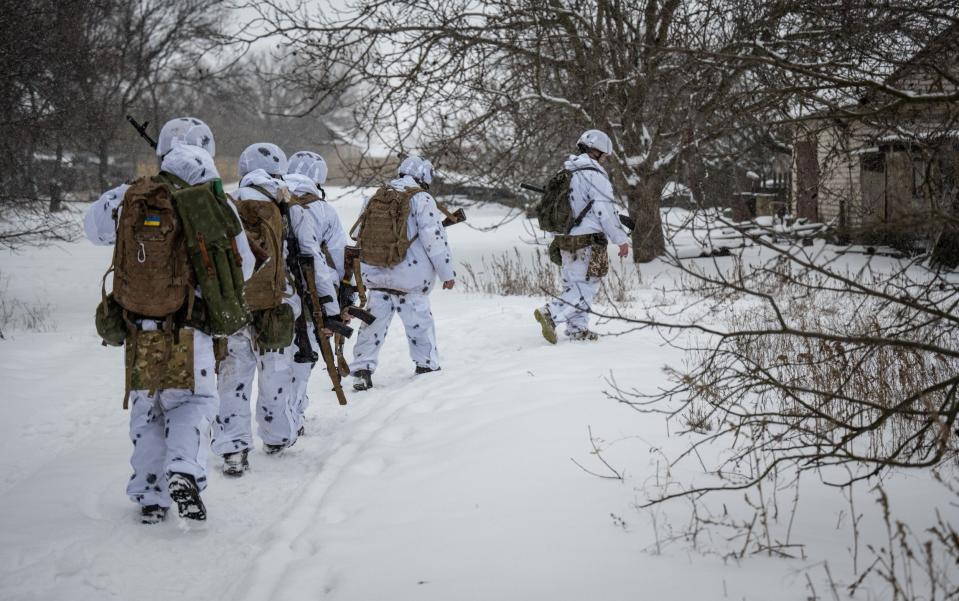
left=84, top=117, right=628, bottom=525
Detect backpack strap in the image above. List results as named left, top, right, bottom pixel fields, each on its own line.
left=567, top=200, right=595, bottom=234
left=289, top=193, right=321, bottom=207
left=158, top=171, right=191, bottom=190
left=249, top=184, right=277, bottom=202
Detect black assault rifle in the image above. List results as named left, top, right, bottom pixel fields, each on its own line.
left=520, top=182, right=636, bottom=231
left=126, top=115, right=158, bottom=149
left=281, top=203, right=353, bottom=406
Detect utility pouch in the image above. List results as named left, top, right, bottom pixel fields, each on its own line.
left=251, top=304, right=295, bottom=353
left=586, top=243, right=610, bottom=278
left=124, top=328, right=195, bottom=408
left=95, top=293, right=127, bottom=347
left=548, top=238, right=563, bottom=266
left=549, top=233, right=603, bottom=266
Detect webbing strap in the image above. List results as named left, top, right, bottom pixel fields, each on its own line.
left=249, top=184, right=276, bottom=202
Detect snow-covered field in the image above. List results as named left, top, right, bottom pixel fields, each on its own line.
left=0, top=189, right=954, bottom=600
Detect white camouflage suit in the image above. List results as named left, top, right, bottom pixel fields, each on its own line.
left=284, top=156, right=348, bottom=428
left=351, top=157, right=455, bottom=375
left=84, top=142, right=256, bottom=510
left=211, top=163, right=341, bottom=457
left=542, top=153, right=629, bottom=336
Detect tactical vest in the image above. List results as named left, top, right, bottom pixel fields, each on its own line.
left=351, top=186, right=421, bottom=268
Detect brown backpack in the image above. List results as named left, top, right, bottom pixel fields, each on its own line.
left=234, top=198, right=286, bottom=311
left=109, top=176, right=192, bottom=318
left=350, top=186, right=421, bottom=268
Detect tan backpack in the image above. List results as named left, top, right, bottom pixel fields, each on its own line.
left=350, top=186, right=421, bottom=268
left=109, top=176, right=192, bottom=318
left=235, top=198, right=286, bottom=311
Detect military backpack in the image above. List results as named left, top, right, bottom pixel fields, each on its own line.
left=235, top=198, right=285, bottom=311
left=102, top=173, right=249, bottom=337
left=534, top=166, right=603, bottom=234
left=350, top=186, right=422, bottom=268
left=109, top=175, right=191, bottom=318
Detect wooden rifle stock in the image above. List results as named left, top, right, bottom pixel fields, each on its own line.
left=299, top=257, right=348, bottom=406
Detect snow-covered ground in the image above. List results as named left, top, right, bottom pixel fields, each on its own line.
left=0, top=189, right=954, bottom=600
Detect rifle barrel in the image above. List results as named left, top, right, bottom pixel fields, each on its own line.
left=520, top=183, right=545, bottom=194
left=126, top=114, right=158, bottom=149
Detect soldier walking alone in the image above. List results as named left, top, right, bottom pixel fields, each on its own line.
left=534, top=130, right=630, bottom=343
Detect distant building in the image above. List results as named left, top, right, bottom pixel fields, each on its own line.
left=791, top=24, right=959, bottom=248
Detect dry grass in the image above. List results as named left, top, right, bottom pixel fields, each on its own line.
left=461, top=246, right=643, bottom=308
left=0, top=272, right=55, bottom=338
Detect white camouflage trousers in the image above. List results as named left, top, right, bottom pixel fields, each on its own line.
left=127, top=326, right=217, bottom=509
left=545, top=247, right=601, bottom=335
left=212, top=328, right=299, bottom=456
left=350, top=291, right=439, bottom=374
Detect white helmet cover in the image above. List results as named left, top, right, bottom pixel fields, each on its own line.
left=156, top=117, right=215, bottom=158
left=398, top=155, right=434, bottom=185
left=288, top=151, right=328, bottom=185
left=238, top=143, right=288, bottom=178
left=161, top=144, right=220, bottom=186
left=577, top=129, right=613, bottom=155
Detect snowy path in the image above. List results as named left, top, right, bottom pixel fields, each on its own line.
left=2, top=193, right=949, bottom=600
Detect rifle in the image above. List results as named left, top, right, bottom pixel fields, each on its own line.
left=281, top=203, right=353, bottom=406
left=521, top=182, right=636, bottom=231
left=441, top=207, right=467, bottom=227
left=126, top=115, right=158, bottom=150
left=338, top=197, right=465, bottom=374
left=331, top=246, right=375, bottom=377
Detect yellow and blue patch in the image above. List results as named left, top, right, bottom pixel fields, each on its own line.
left=143, top=215, right=161, bottom=227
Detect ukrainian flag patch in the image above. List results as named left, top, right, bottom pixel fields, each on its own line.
left=143, top=215, right=161, bottom=227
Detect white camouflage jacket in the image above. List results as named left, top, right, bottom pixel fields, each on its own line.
left=563, top=153, right=629, bottom=246
left=356, top=176, right=456, bottom=295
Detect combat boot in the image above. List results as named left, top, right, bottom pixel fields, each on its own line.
left=534, top=308, right=558, bottom=344
left=353, top=369, right=373, bottom=391
left=263, top=443, right=286, bottom=455
left=568, top=329, right=599, bottom=341
left=140, top=504, right=168, bottom=524
left=222, top=449, right=249, bottom=477
left=415, top=365, right=441, bottom=375
left=167, top=473, right=207, bottom=521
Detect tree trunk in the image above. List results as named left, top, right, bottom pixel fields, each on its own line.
left=48, top=140, right=63, bottom=213
left=629, top=174, right=666, bottom=263
left=98, top=137, right=110, bottom=192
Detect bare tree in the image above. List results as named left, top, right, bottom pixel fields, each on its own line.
left=240, top=0, right=779, bottom=262
left=0, top=0, right=231, bottom=248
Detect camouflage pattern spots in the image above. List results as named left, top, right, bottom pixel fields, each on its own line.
left=586, top=243, right=609, bottom=278
left=350, top=290, right=439, bottom=374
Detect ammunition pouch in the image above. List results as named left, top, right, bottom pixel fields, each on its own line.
left=251, top=304, right=295, bottom=353
left=95, top=293, right=127, bottom=347
left=548, top=233, right=607, bottom=270
left=124, top=328, right=195, bottom=407
left=586, top=242, right=609, bottom=278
